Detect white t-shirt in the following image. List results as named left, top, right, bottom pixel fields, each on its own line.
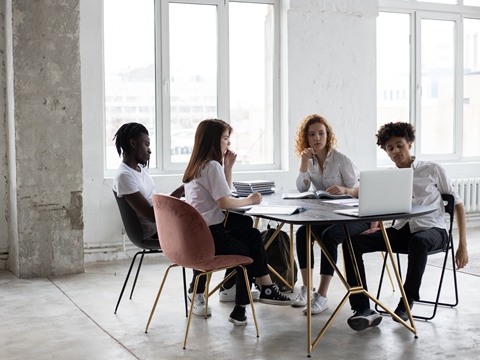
left=184, top=161, right=232, bottom=226
left=392, top=158, right=462, bottom=233
left=296, top=148, right=359, bottom=192
left=112, top=162, right=157, bottom=239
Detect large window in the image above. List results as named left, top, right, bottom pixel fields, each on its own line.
left=377, top=1, right=480, bottom=163
left=104, top=0, right=280, bottom=172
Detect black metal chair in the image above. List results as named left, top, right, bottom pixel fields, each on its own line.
left=375, top=193, right=459, bottom=320
left=113, top=189, right=188, bottom=316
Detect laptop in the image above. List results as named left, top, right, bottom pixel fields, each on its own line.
left=334, top=168, right=413, bottom=217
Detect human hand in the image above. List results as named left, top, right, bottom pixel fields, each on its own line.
left=455, top=246, right=469, bottom=269
left=224, top=149, right=237, bottom=169
left=360, top=222, right=381, bottom=235
left=326, top=185, right=346, bottom=195
left=247, top=192, right=262, bottom=205
left=300, top=148, right=316, bottom=164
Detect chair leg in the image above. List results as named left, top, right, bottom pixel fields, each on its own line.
left=183, top=273, right=206, bottom=349
left=414, top=241, right=459, bottom=320
left=375, top=252, right=390, bottom=315
left=240, top=265, right=260, bottom=337
left=114, top=250, right=143, bottom=314
left=129, top=251, right=146, bottom=299
left=182, top=267, right=188, bottom=317
left=145, top=264, right=177, bottom=333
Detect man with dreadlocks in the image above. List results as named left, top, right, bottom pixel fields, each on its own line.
left=112, top=122, right=157, bottom=239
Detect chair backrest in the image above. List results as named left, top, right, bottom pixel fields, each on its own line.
left=113, top=190, right=146, bottom=247
left=442, top=193, right=455, bottom=244
left=152, top=194, right=215, bottom=268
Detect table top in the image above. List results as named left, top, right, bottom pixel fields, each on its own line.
left=245, top=193, right=436, bottom=225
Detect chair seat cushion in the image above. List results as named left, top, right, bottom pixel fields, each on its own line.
left=184, top=254, right=253, bottom=271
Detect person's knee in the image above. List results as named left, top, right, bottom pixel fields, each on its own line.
left=408, top=235, right=429, bottom=254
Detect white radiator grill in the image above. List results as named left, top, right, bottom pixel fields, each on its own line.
left=451, top=178, right=480, bottom=213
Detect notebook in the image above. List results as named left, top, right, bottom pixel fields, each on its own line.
left=334, top=168, right=413, bottom=217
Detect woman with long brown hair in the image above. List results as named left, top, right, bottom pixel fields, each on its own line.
left=183, top=119, right=291, bottom=326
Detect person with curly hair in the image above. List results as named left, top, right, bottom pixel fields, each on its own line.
left=344, top=121, right=469, bottom=332
left=292, top=114, right=370, bottom=315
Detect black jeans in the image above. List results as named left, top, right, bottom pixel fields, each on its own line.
left=296, top=222, right=370, bottom=276
left=343, top=223, right=447, bottom=311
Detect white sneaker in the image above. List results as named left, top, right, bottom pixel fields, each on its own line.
left=292, top=285, right=308, bottom=307
left=303, top=292, right=328, bottom=315
left=188, top=292, right=212, bottom=316
left=219, top=286, right=236, bottom=302
left=251, top=286, right=260, bottom=301
left=219, top=284, right=260, bottom=302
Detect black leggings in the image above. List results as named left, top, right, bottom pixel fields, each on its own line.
left=296, top=222, right=370, bottom=276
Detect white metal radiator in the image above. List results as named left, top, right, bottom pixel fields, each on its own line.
left=451, top=178, right=480, bottom=213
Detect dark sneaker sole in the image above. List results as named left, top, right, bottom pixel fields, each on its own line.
left=292, top=302, right=307, bottom=308
left=347, top=315, right=382, bottom=331
left=228, top=317, right=247, bottom=326
left=259, top=298, right=292, bottom=306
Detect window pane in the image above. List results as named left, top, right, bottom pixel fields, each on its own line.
left=463, top=0, right=480, bottom=5
left=377, top=12, right=411, bottom=161
left=104, top=0, right=156, bottom=169
left=229, top=2, right=275, bottom=165
left=420, top=19, right=455, bottom=154
left=169, top=3, right=217, bottom=163
left=463, top=18, right=480, bottom=157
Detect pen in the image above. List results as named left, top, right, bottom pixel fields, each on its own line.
left=250, top=184, right=255, bottom=194
left=312, top=154, right=316, bottom=166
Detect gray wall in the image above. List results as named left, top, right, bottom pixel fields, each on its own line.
left=1, top=0, right=84, bottom=277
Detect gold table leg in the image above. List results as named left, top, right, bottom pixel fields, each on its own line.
left=306, top=221, right=417, bottom=355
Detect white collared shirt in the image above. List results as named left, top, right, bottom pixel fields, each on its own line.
left=184, top=161, right=232, bottom=226
left=393, top=158, right=462, bottom=233
left=296, top=148, right=359, bottom=193
left=112, top=162, right=157, bottom=239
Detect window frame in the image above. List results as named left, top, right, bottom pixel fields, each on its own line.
left=156, top=0, right=283, bottom=174
left=378, top=0, right=480, bottom=166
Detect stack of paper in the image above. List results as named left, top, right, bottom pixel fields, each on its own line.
left=233, top=180, right=275, bottom=196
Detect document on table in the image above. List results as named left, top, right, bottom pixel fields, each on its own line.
left=322, top=198, right=359, bottom=207
left=245, top=205, right=306, bottom=216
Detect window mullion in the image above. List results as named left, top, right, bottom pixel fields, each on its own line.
left=455, top=16, right=464, bottom=159
left=217, top=0, right=230, bottom=122
left=158, top=0, right=171, bottom=171
left=414, top=12, right=422, bottom=159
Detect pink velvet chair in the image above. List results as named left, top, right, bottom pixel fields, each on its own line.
left=145, top=194, right=259, bottom=349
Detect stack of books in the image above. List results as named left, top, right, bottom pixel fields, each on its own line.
left=233, top=180, right=275, bottom=197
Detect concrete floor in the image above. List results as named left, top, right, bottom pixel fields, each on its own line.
left=2, top=227, right=480, bottom=360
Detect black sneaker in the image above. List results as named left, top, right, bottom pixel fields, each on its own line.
left=393, top=298, right=414, bottom=323
left=259, top=283, right=292, bottom=306
left=347, top=309, right=382, bottom=331
left=228, top=305, right=247, bottom=326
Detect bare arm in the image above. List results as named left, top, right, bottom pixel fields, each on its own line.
left=454, top=202, right=468, bottom=269
left=217, top=193, right=262, bottom=210
left=122, top=191, right=155, bottom=223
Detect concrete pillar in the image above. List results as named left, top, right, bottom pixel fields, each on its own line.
left=5, top=0, right=84, bottom=278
